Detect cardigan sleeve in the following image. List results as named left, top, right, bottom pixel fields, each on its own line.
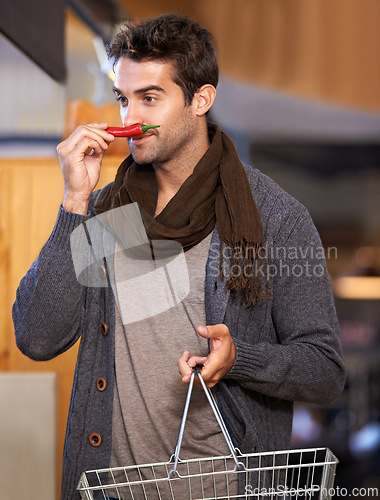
left=12, top=205, right=89, bottom=361
left=225, top=203, right=346, bottom=405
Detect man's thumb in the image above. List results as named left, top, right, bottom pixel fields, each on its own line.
left=197, top=324, right=226, bottom=338
left=197, top=326, right=209, bottom=338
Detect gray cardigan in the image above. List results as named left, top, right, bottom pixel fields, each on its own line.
left=13, top=164, right=346, bottom=499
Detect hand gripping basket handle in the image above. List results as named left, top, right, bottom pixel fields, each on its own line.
left=168, top=368, right=241, bottom=478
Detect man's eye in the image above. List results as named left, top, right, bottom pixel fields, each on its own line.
left=115, top=94, right=128, bottom=105
left=144, top=96, right=156, bottom=103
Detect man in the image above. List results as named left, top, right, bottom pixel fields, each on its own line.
left=13, top=13, right=346, bottom=500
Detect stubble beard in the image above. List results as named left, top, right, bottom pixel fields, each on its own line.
left=130, top=118, right=198, bottom=168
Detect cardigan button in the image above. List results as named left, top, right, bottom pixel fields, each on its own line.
left=99, top=265, right=107, bottom=279
left=100, top=322, right=108, bottom=336
left=96, top=377, right=106, bottom=391
left=89, top=433, right=102, bottom=447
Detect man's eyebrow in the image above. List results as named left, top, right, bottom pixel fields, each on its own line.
left=135, top=85, right=166, bottom=95
left=112, top=85, right=166, bottom=95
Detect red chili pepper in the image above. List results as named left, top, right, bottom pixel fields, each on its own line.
left=106, top=124, right=161, bottom=137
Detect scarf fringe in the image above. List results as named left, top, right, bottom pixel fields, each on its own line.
left=219, top=239, right=271, bottom=307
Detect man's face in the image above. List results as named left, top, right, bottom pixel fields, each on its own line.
left=113, top=57, right=199, bottom=166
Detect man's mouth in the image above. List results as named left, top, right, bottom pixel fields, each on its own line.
left=129, top=133, right=156, bottom=145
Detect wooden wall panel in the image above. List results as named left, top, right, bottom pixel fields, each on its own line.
left=0, top=156, right=121, bottom=498
left=123, top=0, right=380, bottom=111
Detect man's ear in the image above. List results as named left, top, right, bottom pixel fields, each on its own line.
left=193, top=84, right=217, bottom=116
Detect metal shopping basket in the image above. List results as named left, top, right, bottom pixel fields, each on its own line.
left=78, top=369, right=339, bottom=499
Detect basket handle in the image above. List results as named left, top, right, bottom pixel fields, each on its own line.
left=168, top=368, right=241, bottom=478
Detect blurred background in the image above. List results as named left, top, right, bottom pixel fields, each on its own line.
left=0, top=0, right=379, bottom=498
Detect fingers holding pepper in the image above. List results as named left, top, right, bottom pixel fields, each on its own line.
left=57, top=122, right=115, bottom=214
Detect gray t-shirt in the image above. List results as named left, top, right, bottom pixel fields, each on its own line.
left=110, top=233, right=232, bottom=470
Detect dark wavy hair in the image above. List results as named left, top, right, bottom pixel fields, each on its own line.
left=107, top=13, right=219, bottom=105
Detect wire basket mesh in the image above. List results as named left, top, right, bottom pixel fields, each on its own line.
left=78, top=446, right=338, bottom=499
left=78, top=370, right=339, bottom=499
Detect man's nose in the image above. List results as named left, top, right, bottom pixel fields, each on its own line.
left=120, top=102, right=142, bottom=127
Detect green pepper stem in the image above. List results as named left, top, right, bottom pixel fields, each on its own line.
left=141, top=124, right=161, bottom=133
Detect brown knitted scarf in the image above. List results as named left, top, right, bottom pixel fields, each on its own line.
left=94, top=123, right=267, bottom=306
